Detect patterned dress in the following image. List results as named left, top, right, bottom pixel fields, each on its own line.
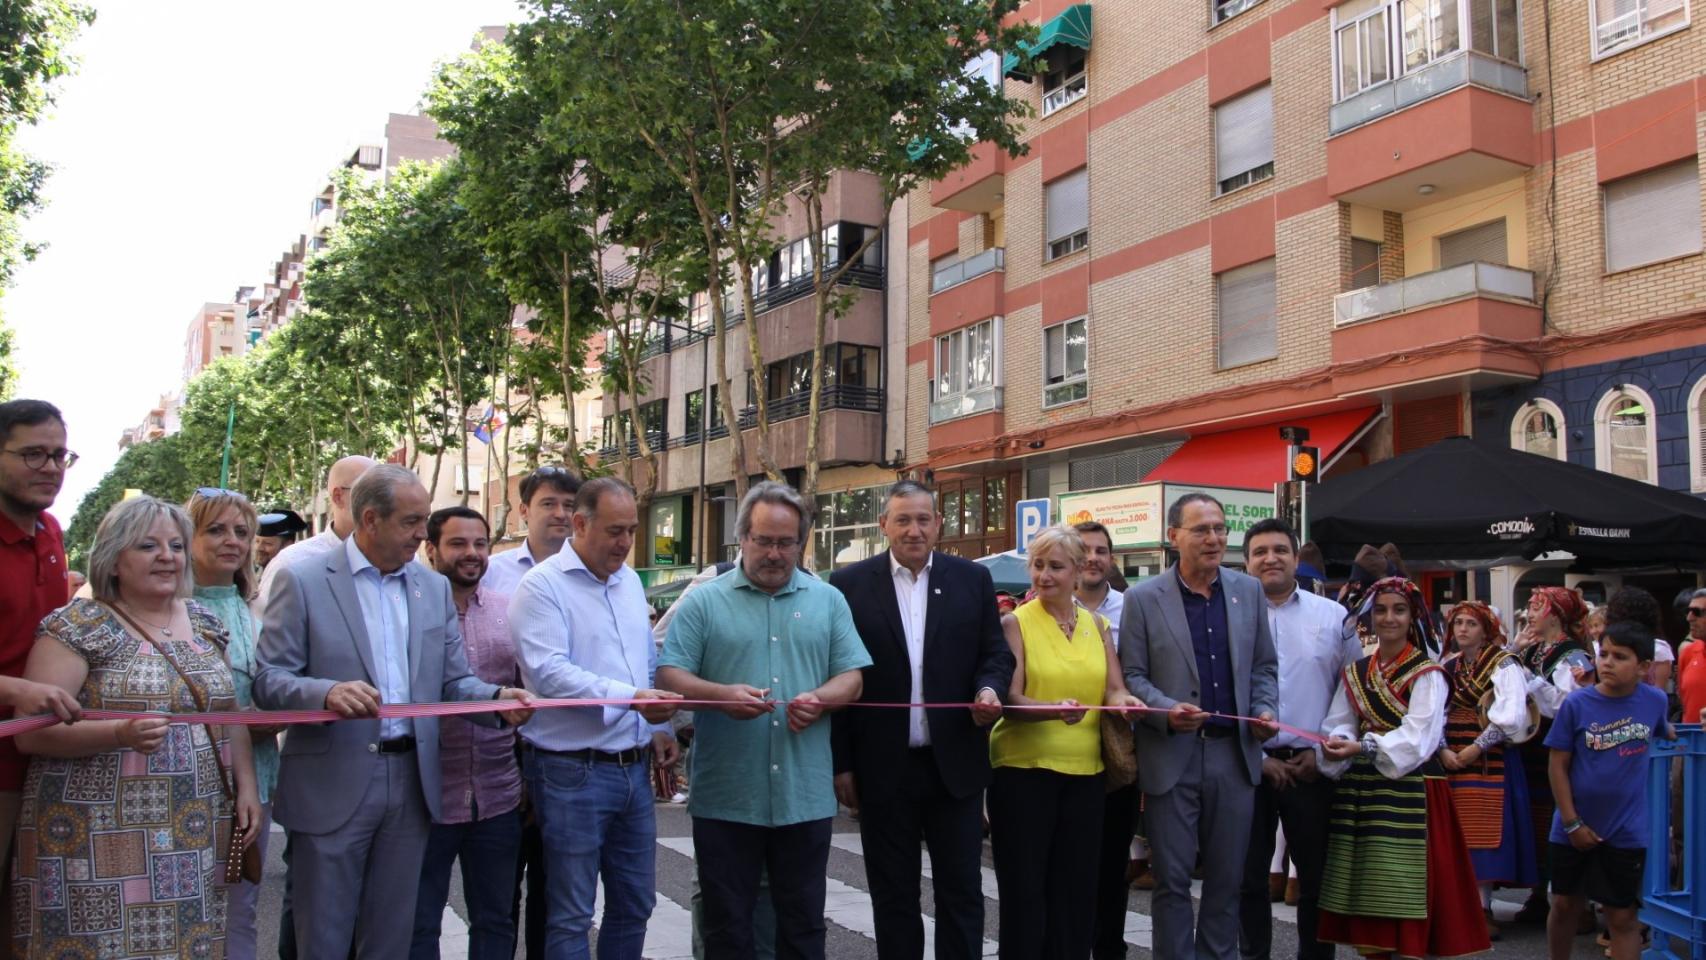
left=12, top=598, right=237, bottom=960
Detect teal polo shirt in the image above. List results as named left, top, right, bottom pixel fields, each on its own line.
left=661, top=566, right=872, bottom=827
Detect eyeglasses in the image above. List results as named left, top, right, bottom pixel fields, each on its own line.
left=744, top=536, right=800, bottom=553
left=2, top=447, right=77, bottom=471
left=1687, top=607, right=1706, bottom=618
left=1180, top=524, right=1229, bottom=539
left=194, top=486, right=244, bottom=499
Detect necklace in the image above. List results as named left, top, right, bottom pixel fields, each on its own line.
left=1049, top=607, right=1078, bottom=638
left=119, top=603, right=174, bottom=637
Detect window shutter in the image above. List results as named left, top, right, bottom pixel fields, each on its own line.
left=1605, top=160, right=1703, bottom=272
left=1438, top=218, right=1508, bottom=267
left=1217, top=259, right=1277, bottom=368
left=1045, top=170, right=1089, bottom=243
left=1215, top=86, right=1274, bottom=182
left=1045, top=325, right=1064, bottom=380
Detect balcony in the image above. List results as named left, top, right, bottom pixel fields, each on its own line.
left=1330, top=262, right=1543, bottom=392
left=698, top=385, right=884, bottom=442
left=1334, top=261, right=1535, bottom=327
left=930, top=141, right=1008, bottom=214
left=1330, top=50, right=1527, bottom=136
left=931, top=248, right=1005, bottom=294
left=597, top=432, right=669, bottom=460
left=929, top=385, right=1002, bottom=425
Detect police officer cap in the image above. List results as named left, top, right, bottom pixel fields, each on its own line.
left=257, top=509, right=308, bottom=538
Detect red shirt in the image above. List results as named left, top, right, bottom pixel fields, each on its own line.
left=1680, top=639, right=1706, bottom=727
left=0, top=511, right=69, bottom=789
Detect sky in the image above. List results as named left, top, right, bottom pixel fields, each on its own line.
left=6, top=0, right=530, bottom=520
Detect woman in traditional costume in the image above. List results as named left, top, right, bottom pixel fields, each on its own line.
left=1437, top=601, right=1537, bottom=941
left=1317, top=577, right=1489, bottom=959
left=1512, top=586, right=1595, bottom=925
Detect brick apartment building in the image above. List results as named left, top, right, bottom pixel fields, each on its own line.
left=908, top=0, right=1706, bottom=597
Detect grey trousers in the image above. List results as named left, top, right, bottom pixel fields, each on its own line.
left=1144, top=736, right=1256, bottom=960
left=289, top=753, right=430, bottom=958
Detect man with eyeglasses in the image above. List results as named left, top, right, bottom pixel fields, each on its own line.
left=1678, top=589, right=1706, bottom=725
left=1119, top=492, right=1279, bottom=960
left=659, top=480, right=871, bottom=960
left=0, top=399, right=85, bottom=944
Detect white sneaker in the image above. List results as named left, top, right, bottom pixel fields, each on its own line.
left=670, top=791, right=688, bottom=804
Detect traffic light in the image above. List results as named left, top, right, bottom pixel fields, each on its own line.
left=1290, top=446, right=1321, bottom=483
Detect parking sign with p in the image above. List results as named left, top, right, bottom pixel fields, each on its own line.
left=1015, top=498, right=1050, bottom=555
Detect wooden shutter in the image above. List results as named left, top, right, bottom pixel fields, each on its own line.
left=1394, top=395, right=1462, bottom=454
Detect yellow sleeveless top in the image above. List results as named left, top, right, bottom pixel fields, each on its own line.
left=989, top=599, right=1107, bottom=775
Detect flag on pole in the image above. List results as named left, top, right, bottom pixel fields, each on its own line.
left=472, top=406, right=506, bottom=444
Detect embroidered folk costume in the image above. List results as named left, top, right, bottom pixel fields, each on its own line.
left=1317, top=579, right=1489, bottom=959
left=1515, top=587, right=1594, bottom=877
left=1440, top=602, right=1538, bottom=889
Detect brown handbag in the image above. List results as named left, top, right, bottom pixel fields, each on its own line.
left=108, top=604, right=263, bottom=885
left=1100, top=711, right=1138, bottom=792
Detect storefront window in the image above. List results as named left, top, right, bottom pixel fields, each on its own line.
left=986, top=477, right=1007, bottom=532
left=943, top=490, right=962, bottom=537
left=812, top=483, right=889, bottom=572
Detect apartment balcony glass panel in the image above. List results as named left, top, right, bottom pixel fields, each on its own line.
left=931, top=248, right=1006, bottom=293
left=929, top=385, right=1003, bottom=425
left=1330, top=0, right=1526, bottom=135
left=1333, top=261, right=1535, bottom=327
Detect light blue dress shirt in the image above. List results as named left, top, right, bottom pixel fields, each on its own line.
left=482, top=540, right=551, bottom=597
left=1264, top=585, right=1362, bottom=749
left=508, top=544, right=664, bottom=752
left=344, top=536, right=412, bottom=740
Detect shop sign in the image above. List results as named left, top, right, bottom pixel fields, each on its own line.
left=1058, top=484, right=1165, bottom=549
left=1166, top=485, right=1275, bottom=549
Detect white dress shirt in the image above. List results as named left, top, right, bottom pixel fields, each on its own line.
left=891, top=554, right=932, bottom=747
left=1320, top=669, right=1447, bottom=780
left=344, top=537, right=412, bottom=740
left=482, top=539, right=554, bottom=597
left=508, top=544, right=667, bottom=752
left=1263, top=585, right=1362, bottom=749
left=1076, top=585, right=1124, bottom=646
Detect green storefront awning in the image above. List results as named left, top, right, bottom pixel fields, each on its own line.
left=1003, top=3, right=1092, bottom=80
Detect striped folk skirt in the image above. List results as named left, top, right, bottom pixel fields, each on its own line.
left=1318, top=758, right=1490, bottom=958
left=1443, top=705, right=1539, bottom=887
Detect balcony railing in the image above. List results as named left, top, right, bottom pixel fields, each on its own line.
left=687, top=385, right=884, bottom=442
left=931, top=248, right=1006, bottom=294
left=929, top=384, right=1003, bottom=425
left=1333, top=261, right=1536, bottom=327
left=1330, top=50, right=1527, bottom=135
left=596, top=432, right=669, bottom=459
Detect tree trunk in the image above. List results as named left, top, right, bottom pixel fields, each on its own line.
left=560, top=253, right=579, bottom=466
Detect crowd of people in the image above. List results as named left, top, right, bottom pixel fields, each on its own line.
left=0, top=394, right=1699, bottom=960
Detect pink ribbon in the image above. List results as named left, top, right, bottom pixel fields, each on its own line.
left=0, top=697, right=1326, bottom=744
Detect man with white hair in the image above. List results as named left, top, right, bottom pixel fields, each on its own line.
left=252, top=454, right=377, bottom=614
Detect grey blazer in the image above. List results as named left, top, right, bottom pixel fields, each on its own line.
left=1118, top=567, right=1279, bottom=795
left=253, top=543, right=501, bottom=834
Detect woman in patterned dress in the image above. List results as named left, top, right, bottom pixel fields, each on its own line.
left=1436, top=600, right=1537, bottom=941
left=1317, top=577, right=1488, bottom=959
left=12, top=496, right=261, bottom=960
left=185, top=488, right=279, bottom=960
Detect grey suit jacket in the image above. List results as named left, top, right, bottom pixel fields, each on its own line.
left=253, top=543, right=501, bottom=834
left=1118, top=567, right=1279, bottom=795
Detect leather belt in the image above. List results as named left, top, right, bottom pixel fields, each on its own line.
left=1196, top=724, right=1236, bottom=740
left=1264, top=746, right=1309, bottom=758
left=377, top=736, right=416, bottom=754
left=528, top=743, right=652, bottom=766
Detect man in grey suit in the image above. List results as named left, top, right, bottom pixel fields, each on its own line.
left=1119, top=492, right=1279, bottom=960
left=255, top=464, right=534, bottom=957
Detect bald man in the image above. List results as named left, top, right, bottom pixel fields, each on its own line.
left=253, top=455, right=378, bottom=615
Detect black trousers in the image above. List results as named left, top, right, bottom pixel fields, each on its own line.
left=512, top=813, right=547, bottom=958
left=858, top=748, right=986, bottom=960
left=694, top=815, right=833, bottom=960
left=1238, top=759, right=1335, bottom=960
left=1092, top=783, right=1138, bottom=960
left=989, top=766, right=1104, bottom=960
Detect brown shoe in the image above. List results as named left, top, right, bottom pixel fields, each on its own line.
left=1284, top=877, right=1301, bottom=907
left=1130, top=868, right=1156, bottom=891
left=1267, top=872, right=1286, bottom=903
left=1484, top=909, right=1502, bottom=942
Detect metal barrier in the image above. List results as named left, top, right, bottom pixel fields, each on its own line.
left=1644, top=724, right=1706, bottom=959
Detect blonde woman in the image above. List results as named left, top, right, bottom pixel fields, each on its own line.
left=987, top=524, right=1144, bottom=960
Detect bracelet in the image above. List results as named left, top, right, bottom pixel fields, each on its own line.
left=1563, top=818, right=1585, bottom=834
left=1360, top=737, right=1378, bottom=758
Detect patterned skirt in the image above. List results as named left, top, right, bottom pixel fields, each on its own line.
left=1319, top=758, right=1490, bottom=958
left=1444, top=706, right=1539, bottom=887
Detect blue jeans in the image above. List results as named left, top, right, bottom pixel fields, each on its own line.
left=410, top=808, right=524, bottom=960
left=524, top=748, right=657, bottom=960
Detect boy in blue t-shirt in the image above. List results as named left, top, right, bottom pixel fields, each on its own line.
left=1544, top=620, right=1674, bottom=960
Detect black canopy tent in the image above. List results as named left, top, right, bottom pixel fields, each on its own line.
left=1308, top=437, right=1706, bottom=566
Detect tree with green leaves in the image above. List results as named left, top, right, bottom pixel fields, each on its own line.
left=64, top=433, right=190, bottom=570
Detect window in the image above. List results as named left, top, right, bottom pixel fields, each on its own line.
left=1594, top=386, right=1658, bottom=483
left=936, top=319, right=999, bottom=399
left=1214, top=0, right=1264, bottom=24
left=1604, top=160, right=1703, bottom=272
left=1438, top=218, right=1509, bottom=268
left=950, top=50, right=1004, bottom=140
left=1041, top=48, right=1088, bottom=116
left=1043, top=316, right=1088, bottom=407
left=1510, top=398, right=1566, bottom=460
left=1217, top=258, right=1277, bottom=368
left=1215, top=86, right=1274, bottom=195
left=813, top=485, right=889, bottom=572
left=688, top=292, right=713, bottom=333
left=1471, top=0, right=1523, bottom=61
left=1688, top=377, right=1706, bottom=492
left=1593, top=0, right=1690, bottom=58
left=1335, top=0, right=1391, bottom=98
left=1349, top=238, right=1382, bottom=290
left=1402, top=0, right=1461, bottom=72
left=684, top=389, right=705, bottom=442
left=1044, top=170, right=1089, bottom=261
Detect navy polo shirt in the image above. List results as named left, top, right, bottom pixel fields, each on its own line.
left=1177, top=569, right=1234, bottom=728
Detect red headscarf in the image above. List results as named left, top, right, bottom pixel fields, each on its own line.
left=1530, top=586, right=1589, bottom=641
left=1444, top=600, right=1506, bottom=651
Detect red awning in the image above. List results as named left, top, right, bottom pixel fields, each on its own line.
left=1143, top=407, right=1380, bottom=488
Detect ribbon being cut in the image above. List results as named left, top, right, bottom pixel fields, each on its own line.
left=0, top=697, right=1328, bottom=743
